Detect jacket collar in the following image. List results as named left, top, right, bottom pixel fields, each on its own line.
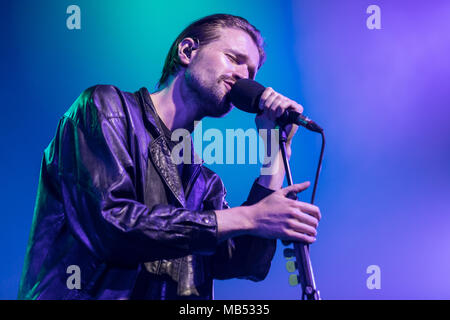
left=137, top=87, right=203, bottom=208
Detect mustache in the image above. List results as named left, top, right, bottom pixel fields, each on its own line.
left=219, top=75, right=237, bottom=85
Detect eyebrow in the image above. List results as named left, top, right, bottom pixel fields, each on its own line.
left=225, top=49, right=257, bottom=79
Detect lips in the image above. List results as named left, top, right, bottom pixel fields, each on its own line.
left=223, top=80, right=235, bottom=91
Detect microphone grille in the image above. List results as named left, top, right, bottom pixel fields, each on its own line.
left=229, top=79, right=265, bottom=114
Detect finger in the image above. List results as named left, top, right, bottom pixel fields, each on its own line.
left=265, top=94, right=279, bottom=118
left=266, top=93, right=282, bottom=109
left=281, top=181, right=310, bottom=196
left=292, top=210, right=319, bottom=229
left=275, top=97, right=303, bottom=114
left=268, top=97, right=285, bottom=120
left=275, top=105, right=284, bottom=118
left=259, top=87, right=275, bottom=111
left=273, top=99, right=291, bottom=118
left=289, top=102, right=304, bottom=114
left=295, top=202, right=322, bottom=221
left=260, top=87, right=274, bottom=101
left=283, top=230, right=316, bottom=244
left=287, top=219, right=317, bottom=236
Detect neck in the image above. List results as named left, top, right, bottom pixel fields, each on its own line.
left=150, top=75, right=205, bottom=133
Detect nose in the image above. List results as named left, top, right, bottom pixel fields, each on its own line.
left=233, top=64, right=249, bottom=81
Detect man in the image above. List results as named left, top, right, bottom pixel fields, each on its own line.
left=18, top=14, right=321, bottom=300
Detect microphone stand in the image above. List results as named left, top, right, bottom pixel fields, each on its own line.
left=279, top=126, right=324, bottom=300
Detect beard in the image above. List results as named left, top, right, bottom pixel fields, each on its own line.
left=184, top=67, right=233, bottom=118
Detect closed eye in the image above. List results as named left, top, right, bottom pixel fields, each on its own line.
left=226, top=53, right=238, bottom=63
left=225, top=51, right=256, bottom=79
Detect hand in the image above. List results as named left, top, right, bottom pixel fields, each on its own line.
left=255, top=87, right=303, bottom=148
left=248, top=182, right=322, bottom=243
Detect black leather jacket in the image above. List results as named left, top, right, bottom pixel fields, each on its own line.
left=18, top=85, right=277, bottom=300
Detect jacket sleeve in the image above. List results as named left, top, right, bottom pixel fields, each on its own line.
left=55, top=85, right=218, bottom=266
left=211, top=179, right=277, bottom=281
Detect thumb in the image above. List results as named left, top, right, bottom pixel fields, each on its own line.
left=281, top=181, right=310, bottom=196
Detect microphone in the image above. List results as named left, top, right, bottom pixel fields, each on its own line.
left=229, top=79, right=323, bottom=133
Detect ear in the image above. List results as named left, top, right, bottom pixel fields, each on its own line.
left=178, top=37, right=199, bottom=66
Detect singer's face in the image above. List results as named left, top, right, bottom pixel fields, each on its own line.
left=184, top=27, right=260, bottom=118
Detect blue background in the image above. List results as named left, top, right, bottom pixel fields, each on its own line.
left=1, top=0, right=449, bottom=299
